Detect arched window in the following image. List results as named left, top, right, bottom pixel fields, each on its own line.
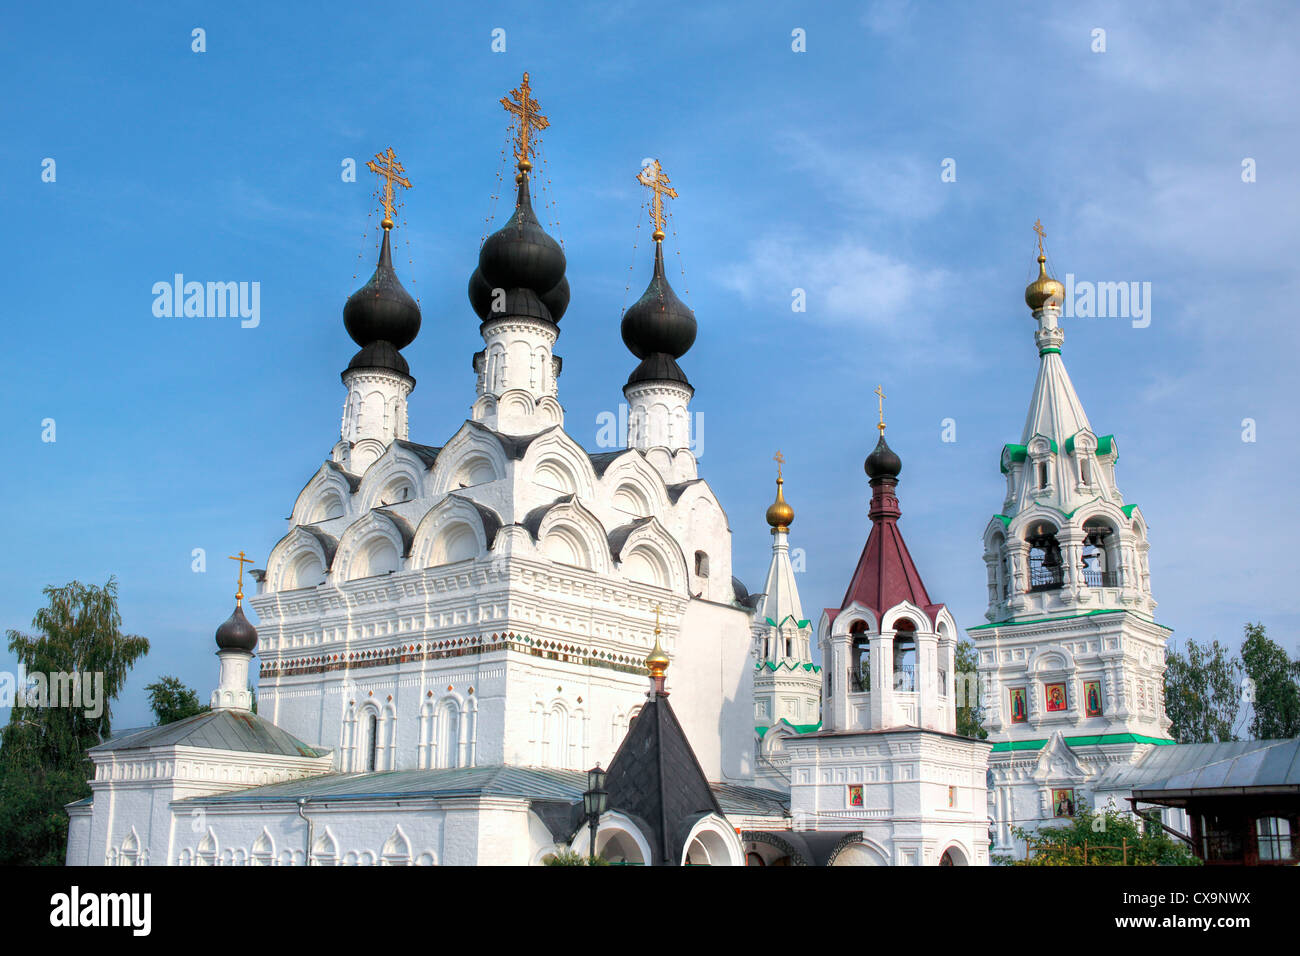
left=365, top=712, right=378, bottom=772
left=893, top=619, right=917, bottom=691
left=1036, top=460, right=1049, bottom=490
left=436, top=700, right=461, bottom=769
left=850, top=620, right=870, bottom=692
left=1079, top=458, right=1091, bottom=486
left=1026, top=521, right=1063, bottom=591
left=694, top=551, right=710, bottom=578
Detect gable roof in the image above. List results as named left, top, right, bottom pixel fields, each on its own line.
left=603, top=694, right=724, bottom=866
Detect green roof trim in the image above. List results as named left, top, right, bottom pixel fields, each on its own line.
left=1097, top=435, right=1115, bottom=457
left=969, top=607, right=1166, bottom=631
left=755, top=718, right=823, bottom=740
left=755, top=660, right=822, bottom=673
left=993, top=514, right=1012, bottom=529
left=1000, top=444, right=1027, bottom=473
left=764, top=615, right=811, bottom=630
left=1121, top=503, right=1138, bottom=518
left=1039, top=347, right=1061, bottom=355
left=991, top=732, right=1175, bottom=753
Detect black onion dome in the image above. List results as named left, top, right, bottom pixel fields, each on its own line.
left=620, top=243, right=697, bottom=360
left=865, top=433, right=902, bottom=480
left=215, top=605, right=258, bottom=652
left=344, top=229, right=422, bottom=352
left=470, top=176, right=568, bottom=323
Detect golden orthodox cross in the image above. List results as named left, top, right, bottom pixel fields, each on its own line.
left=636, top=159, right=678, bottom=241
left=1033, top=218, right=1047, bottom=257
left=228, top=550, right=255, bottom=604
left=653, top=603, right=662, bottom=636
left=501, top=72, right=549, bottom=171
left=774, top=449, right=785, bottom=480
left=366, top=147, right=412, bottom=230
left=874, top=385, right=887, bottom=433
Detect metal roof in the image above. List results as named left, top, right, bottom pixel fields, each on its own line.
left=88, top=709, right=330, bottom=759
left=1102, top=738, right=1300, bottom=797
left=178, top=765, right=589, bottom=805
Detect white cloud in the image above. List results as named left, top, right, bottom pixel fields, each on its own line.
left=719, top=233, right=950, bottom=329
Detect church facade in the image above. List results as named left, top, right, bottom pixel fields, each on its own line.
left=66, top=77, right=1215, bottom=868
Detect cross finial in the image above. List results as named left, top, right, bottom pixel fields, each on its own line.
left=774, top=449, right=785, bottom=480
left=501, top=72, right=550, bottom=174
left=874, top=385, right=887, bottom=433
left=653, top=603, right=662, bottom=636
left=228, top=551, right=255, bottom=605
left=1033, top=218, right=1047, bottom=258
left=636, top=159, right=678, bottom=242
left=366, top=148, right=412, bottom=231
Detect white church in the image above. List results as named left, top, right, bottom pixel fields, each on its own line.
left=66, top=76, right=1192, bottom=867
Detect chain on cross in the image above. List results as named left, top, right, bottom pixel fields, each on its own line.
left=501, top=72, right=549, bottom=173
left=637, top=159, right=678, bottom=241
left=366, top=147, right=412, bottom=230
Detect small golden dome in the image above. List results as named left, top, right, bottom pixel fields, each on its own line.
left=765, top=477, right=795, bottom=531
left=1025, top=254, right=1064, bottom=311
left=645, top=635, right=670, bottom=676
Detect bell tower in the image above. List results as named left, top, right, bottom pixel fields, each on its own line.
left=971, top=224, right=1174, bottom=856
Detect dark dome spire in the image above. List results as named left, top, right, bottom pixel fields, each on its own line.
left=469, top=175, right=569, bottom=324
left=621, top=242, right=697, bottom=386
left=215, top=604, right=258, bottom=652
left=865, top=432, right=902, bottom=480
left=343, top=228, right=421, bottom=376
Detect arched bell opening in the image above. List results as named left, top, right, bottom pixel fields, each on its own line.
left=849, top=620, right=870, bottom=693
left=1026, top=520, right=1063, bottom=592
left=1081, top=517, right=1119, bottom=588
left=893, top=619, right=917, bottom=692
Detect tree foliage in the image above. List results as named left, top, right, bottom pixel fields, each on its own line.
left=146, top=675, right=205, bottom=726
left=544, top=849, right=609, bottom=866
left=0, top=578, right=149, bottom=865
left=1164, top=637, right=1242, bottom=744
left=1240, top=622, right=1300, bottom=740
left=1007, top=803, right=1200, bottom=866
left=954, top=640, right=987, bottom=739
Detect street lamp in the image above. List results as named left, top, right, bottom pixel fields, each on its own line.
left=582, top=764, right=608, bottom=864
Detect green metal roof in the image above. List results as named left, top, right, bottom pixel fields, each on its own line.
left=969, top=607, right=1170, bottom=632
left=755, top=719, right=822, bottom=739
left=991, top=732, right=1175, bottom=753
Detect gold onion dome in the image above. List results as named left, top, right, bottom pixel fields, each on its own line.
left=1025, top=254, right=1064, bottom=311
left=765, top=477, right=795, bottom=531
left=645, top=636, right=670, bottom=676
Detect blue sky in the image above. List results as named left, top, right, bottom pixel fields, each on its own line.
left=2, top=1, right=1297, bottom=729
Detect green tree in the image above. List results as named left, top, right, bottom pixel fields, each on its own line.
left=1163, top=637, right=1241, bottom=743
left=1241, top=622, right=1300, bottom=740
left=954, top=640, right=987, bottom=739
left=544, top=849, right=609, bottom=866
left=1009, top=802, right=1200, bottom=866
left=0, top=578, right=149, bottom=865
left=146, top=675, right=205, bottom=726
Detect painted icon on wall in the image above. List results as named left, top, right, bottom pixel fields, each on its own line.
left=948, top=785, right=956, bottom=808
left=1009, top=686, right=1028, bottom=723
left=1044, top=682, right=1067, bottom=712
left=1083, top=680, right=1103, bottom=717
left=1052, top=788, right=1076, bottom=817
left=847, top=784, right=864, bottom=807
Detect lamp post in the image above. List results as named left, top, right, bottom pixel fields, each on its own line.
left=582, top=764, right=608, bottom=865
